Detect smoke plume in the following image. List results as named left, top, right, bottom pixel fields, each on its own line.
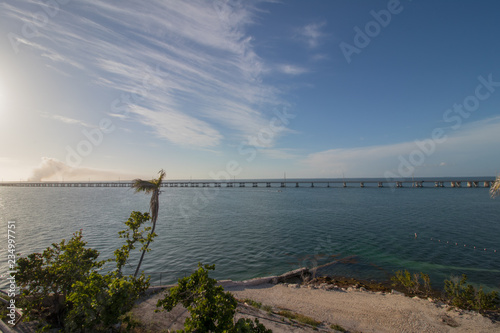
left=30, top=157, right=135, bottom=181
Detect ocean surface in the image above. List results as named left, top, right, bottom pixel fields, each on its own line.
left=1, top=179, right=499, bottom=291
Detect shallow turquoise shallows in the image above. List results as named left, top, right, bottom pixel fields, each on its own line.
left=1, top=184, right=499, bottom=291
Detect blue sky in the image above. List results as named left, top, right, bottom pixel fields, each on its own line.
left=1, top=0, right=500, bottom=181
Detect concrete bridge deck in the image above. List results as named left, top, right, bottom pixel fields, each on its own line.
left=0, top=180, right=494, bottom=188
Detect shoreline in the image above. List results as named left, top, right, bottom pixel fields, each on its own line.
left=7, top=268, right=499, bottom=332
left=133, top=267, right=500, bottom=332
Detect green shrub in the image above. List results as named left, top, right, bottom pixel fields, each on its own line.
left=391, top=269, right=432, bottom=296
left=65, top=271, right=149, bottom=332
left=156, top=263, right=272, bottom=332
left=234, top=318, right=272, bottom=332
left=16, top=211, right=154, bottom=332
left=444, top=274, right=498, bottom=312
left=262, top=304, right=273, bottom=313
left=17, top=230, right=103, bottom=329
left=391, top=269, right=417, bottom=294
left=420, top=272, right=432, bottom=295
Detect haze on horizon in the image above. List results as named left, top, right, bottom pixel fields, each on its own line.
left=1, top=0, right=500, bottom=182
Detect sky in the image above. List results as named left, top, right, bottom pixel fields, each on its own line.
left=1, top=0, right=500, bottom=181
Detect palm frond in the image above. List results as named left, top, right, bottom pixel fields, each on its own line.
left=131, top=179, right=156, bottom=193
left=491, top=176, right=500, bottom=198
left=153, top=169, right=166, bottom=186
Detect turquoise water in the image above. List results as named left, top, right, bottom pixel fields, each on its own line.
left=1, top=184, right=499, bottom=290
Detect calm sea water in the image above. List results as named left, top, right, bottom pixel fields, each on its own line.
left=1, top=181, right=499, bottom=291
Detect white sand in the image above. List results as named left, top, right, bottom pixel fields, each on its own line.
left=223, top=281, right=500, bottom=333
left=132, top=275, right=499, bottom=332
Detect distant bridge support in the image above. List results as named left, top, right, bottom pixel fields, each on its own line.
left=1, top=179, right=495, bottom=189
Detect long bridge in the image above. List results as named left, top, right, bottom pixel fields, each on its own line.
left=0, top=180, right=495, bottom=188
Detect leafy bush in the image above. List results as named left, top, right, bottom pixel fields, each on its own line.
left=444, top=274, right=498, bottom=312
left=391, top=269, right=432, bottom=296
left=420, top=272, right=432, bottom=295
left=114, top=211, right=156, bottom=274
left=391, top=269, right=417, bottom=294
left=65, top=271, right=149, bottom=332
left=17, top=230, right=103, bottom=328
left=16, top=211, right=154, bottom=332
left=234, top=318, right=272, bottom=332
left=156, top=263, right=272, bottom=332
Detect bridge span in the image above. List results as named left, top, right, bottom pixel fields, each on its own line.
left=0, top=180, right=495, bottom=188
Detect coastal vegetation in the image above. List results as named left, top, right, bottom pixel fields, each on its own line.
left=491, top=174, right=500, bottom=198
left=243, top=298, right=273, bottom=314
left=391, top=269, right=432, bottom=296
left=7, top=172, right=499, bottom=331
left=131, top=169, right=166, bottom=278
left=156, top=263, right=271, bottom=332
left=276, top=310, right=322, bottom=328
left=391, top=269, right=498, bottom=314
left=15, top=211, right=154, bottom=332
left=444, top=274, right=499, bottom=313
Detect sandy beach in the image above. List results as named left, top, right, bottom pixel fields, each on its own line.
left=130, top=272, right=500, bottom=333
left=224, top=281, right=499, bottom=332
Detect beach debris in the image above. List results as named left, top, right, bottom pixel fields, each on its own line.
left=271, top=267, right=310, bottom=284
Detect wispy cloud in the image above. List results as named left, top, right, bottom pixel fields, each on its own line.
left=297, top=21, right=327, bottom=48
left=39, top=112, right=93, bottom=128
left=2, top=0, right=287, bottom=148
left=303, top=117, right=500, bottom=177
left=130, top=105, right=222, bottom=147
left=277, top=64, right=309, bottom=76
